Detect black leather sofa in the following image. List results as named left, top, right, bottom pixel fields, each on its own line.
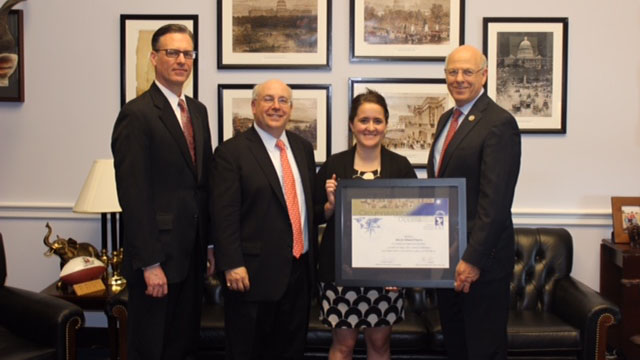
left=107, top=228, right=620, bottom=360
left=0, top=233, right=85, bottom=360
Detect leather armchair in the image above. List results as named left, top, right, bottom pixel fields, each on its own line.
left=0, top=233, right=85, bottom=360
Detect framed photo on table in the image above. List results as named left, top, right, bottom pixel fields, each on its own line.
left=335, top=178, right=467, bottom=287
left=120, top=14, right=198, bottom=106
left=0, top=10, right=24, bottom=102
left=217, top=0, right=331, bottom=69
left=483, top=17, right=568, bottom=133
left=611, top=197, right=640, bottom=244
left=350, top=0, right=464, bottom=62
left=217, top=84, right=331, bottom=164
left=349, top=78, right=454, bottom=166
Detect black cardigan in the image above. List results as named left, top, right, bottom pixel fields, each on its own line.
left=314, top=146, right=417, bottom=282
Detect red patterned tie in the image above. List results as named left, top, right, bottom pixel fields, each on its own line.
left=178, top=98, right=196, bottom=164
left=276, top=139, right=304, bottom=258
left=437, top=108, right=463, bottom=177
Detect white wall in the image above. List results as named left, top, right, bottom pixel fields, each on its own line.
left=1, top=0, right=639, bottom=299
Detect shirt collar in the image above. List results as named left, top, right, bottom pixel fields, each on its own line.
left=155, top=80, right=186, bottom=108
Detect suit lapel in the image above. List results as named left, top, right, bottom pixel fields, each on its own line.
left=244, top=127, right=287, bottom=207
left=438, top=94, right=489, bottom=175
left=150, top=84, right=197, bottom=177
left=186, top=97, right=204, bottom=181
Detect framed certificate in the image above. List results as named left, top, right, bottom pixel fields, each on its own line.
left=335, top=178, right=467, bottom=288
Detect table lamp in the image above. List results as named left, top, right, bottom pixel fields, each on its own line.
left=73, top=159, right=125, bottom=290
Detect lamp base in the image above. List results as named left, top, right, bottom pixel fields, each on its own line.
left=108, top=274, right=127, bottom=293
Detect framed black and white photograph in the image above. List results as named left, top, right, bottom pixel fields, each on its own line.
left=218, top=84, right=331, bottom=163
left=349, top=78, right=454, bottom=166
left=217, top=0, right=331, bottom=69
left=335, top=178, right=467, bottom=287
left=0, top=10, right=24, bottom=102
left=350, top=0, right=464, bottom=62
left=120, top=14, right=198, bottom=106
left=483, top=17, right=568, bottom=133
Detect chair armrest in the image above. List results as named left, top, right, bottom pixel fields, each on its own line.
left=551, top=277, right=620, bottom=360
left=0, top=286, right=84, bottom=359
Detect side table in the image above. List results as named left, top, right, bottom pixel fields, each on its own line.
left=600, top=240, right=640, bottom=359
left=41, top=280, right=123, bottom=360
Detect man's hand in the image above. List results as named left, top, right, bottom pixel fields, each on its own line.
left=225, top=266, right=250, bottom=292
left=454, top=260, right=480, bottom=293
left=207, top=248, right=215, bottom=276
left=144, top=265, right=168, bottom=297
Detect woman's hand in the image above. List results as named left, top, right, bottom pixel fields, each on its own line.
left=324, top=174, right=337, bottom=219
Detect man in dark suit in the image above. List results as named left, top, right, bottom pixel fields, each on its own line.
left=111, top=24, right=215, bottom=360
left=212, top=79, right=317, bottom=360
left=426, top=45, right=521, bottom=360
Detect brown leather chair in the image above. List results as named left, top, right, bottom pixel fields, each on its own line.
left=0, top=233, right=84, bottom=360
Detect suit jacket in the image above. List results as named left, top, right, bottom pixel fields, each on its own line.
left=426, top=93, right=521, bottom=279
left=315, top=146, right=417, bottom=282
left=111, top=82, right=214, bottom=283
left=212, top=126, right=317, bottom=301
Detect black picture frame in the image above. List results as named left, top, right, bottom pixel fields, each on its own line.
left=0, top=10, right=24, bottom=102
left=217, top=0, right=332, bottom=69
left=335, top=178, right=467, bottom=287
left=120, top=14, right=198, bottom=106
left=349, top=77, right=454, bottom=166
left=483, top=17, right=568, bottom=134
left=217, top=83, right=332, bottom=164
left=350, top=0, right=465, bottom=62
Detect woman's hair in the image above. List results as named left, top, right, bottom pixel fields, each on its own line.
left=349, top=88, right=389, bottom=124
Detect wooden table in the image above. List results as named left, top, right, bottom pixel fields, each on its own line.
left=600, top=240, right=640, bottom=359
left=41, top=280, right=123, bottom=360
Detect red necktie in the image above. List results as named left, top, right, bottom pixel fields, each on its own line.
left=178, top=98, right=196, bottom=164
left=276, top=139, right=304, bottom=258
left=437, top=108, right=463, bottom=177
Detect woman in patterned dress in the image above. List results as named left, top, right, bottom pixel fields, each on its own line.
left=315, top=89, right=417, bottom=359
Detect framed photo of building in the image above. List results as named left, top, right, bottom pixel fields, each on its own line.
left=611, top=197, right=640, bottom=244
left=217, top=0, right=331, bottom=69
left=350, top=0, right=464, bottom=62
left=120, top=14, right=198, bottom=106
left=0, top=10, right=24, bottom=102
left=335, top=178, right=467, bottom=287
left=349, top=78, right=454, bottom=166
left=483, top=17, right=568, bottom=133
left=217, top=84, right=331, bottom=163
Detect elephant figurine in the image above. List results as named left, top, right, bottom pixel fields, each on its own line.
left=43, top=222, right=99, bottom=267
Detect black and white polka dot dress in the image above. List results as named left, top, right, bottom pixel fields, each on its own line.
left=318, top=168, right=404, bottom=329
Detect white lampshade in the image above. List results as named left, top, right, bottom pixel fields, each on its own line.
left=73, top=159, right=122, bottom=213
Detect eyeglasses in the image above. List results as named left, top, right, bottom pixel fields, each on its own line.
left=261, top=96, right=291, bottom=106
left=444, top=68, right=484, bottom=78
left=155, top=49, right=197, bottom=60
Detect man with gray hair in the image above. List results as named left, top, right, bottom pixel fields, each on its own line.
left=427, top=45, right=521, bottom=360
left=212, top=79, right=317, bottom=359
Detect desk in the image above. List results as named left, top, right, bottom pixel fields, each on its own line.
left=41, top=280, right=123, bottom=360
left=600, top=240, right=640, bottom=359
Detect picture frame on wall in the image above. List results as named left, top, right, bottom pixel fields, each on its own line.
left=483, top=17, right=568, bottom=133
left=611, top=197, right=640, bottom=244
left=218, top=84, right=331, bottom=164
left=0, top=10, right=24, bottom=102
left=120, top=14, right=198, bottom=106
left=349, top=78, right=454, bottom=166
left=217, top=0, right=332, bottom=69
left=350, top=0, right=464, bottom=62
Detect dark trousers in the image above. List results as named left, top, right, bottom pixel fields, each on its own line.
left=223, top=254, right=310, bottom=360
left=127, top=253, right=202, bottom=360
left=436, top=273, right=511, bottom=360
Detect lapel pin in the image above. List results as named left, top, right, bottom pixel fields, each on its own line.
left=468, top=115, right=476, bottom=121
